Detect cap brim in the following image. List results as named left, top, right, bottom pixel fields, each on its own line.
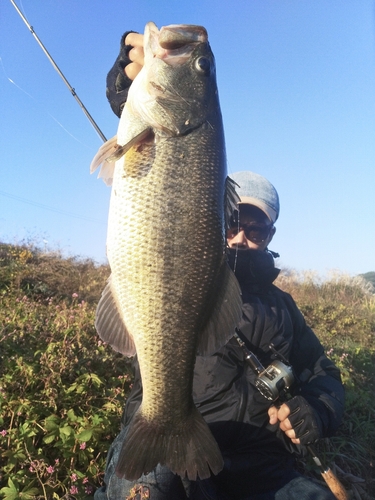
left=238, top=196, right=277, bottom=224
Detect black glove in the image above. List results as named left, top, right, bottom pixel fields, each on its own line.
left=284, top=396, right=323, bottom=445
left=106, top=31, right=138, bottom=117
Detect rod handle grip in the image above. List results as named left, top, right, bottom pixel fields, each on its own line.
left=321, top=468, right=349, bottom=500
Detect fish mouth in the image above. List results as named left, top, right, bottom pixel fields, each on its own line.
left=159, top=24, right=208, bottom=49
left=145, top=22, right=208, bottom=66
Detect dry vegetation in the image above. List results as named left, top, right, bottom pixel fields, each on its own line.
left=1, top=243, right=374, bottom=499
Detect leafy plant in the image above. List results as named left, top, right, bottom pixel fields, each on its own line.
left=1, top=244, right=374, bottom=498
left=0, top=243, right=131, bottom=499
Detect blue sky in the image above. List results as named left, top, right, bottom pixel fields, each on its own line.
left=1, top=0, right=374, bottom=276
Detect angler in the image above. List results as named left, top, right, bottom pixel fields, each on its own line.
left=94, top=28, right=345, bottom=500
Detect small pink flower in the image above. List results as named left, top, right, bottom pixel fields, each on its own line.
left=55, top=458, right=60, bottom=464
left=79, top=442, right=86, bottom=450
left=72, top=293, right=78, bottom=298
left=85, top=485, right=94, bottom=494
left=29, top=466, right=35, bottom=472
left=83, top=477, right=89, bottom=484
left=70, top=485, right=79, bottom=494
left=47, top=466, right=54, bottom=474
left=71, top=473, right=78, bottom=482
left=0, top=430, right=7, bottom=437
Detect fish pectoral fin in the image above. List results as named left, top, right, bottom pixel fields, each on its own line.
left=89, top=135, right=118, bottom=186
left=89, top=126, right=152, bottom=186
left=115, top=406, right=223, bottom=481
left=197, top=263, right=242, bottom=356
left=225, top=175, right=241, bottom=228
left=95, top=276, right=136, bottom=357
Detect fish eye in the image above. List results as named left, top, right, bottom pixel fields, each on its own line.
left=195, top=57, right=211, bottom=75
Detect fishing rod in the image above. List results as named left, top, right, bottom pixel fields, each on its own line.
left=9, top=0, right=107, bottom=142
left=234, top=329, right=349, bottom=500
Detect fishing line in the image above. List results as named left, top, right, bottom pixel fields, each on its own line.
left=0, top=190, right=106, bottom=224
left=0, top=56, right=89, bottom=147
left=0, top=57, right=34, bottom=99
left=9, top=0, right=107, bottom=142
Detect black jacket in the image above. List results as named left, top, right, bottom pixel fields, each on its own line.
left=121, top=250, right=344, bottom=493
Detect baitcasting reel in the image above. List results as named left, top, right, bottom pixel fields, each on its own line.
left=234, top=328, right=294, bottom=402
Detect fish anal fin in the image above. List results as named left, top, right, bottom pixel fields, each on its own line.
left=95, top=276, right=136, bottom=357
left=115, top=406, right=223, bottom=481
left=197, top=263, right=242, bottom=356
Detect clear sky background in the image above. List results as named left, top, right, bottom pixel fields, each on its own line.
left=1, top=0, right=374, bottom=276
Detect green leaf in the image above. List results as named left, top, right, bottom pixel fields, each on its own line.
left=59, top=425, right=74, bottom=437
left=89, top=373, right=103, bottom=387
left=0, top=478, right=18, bottom=500
left=43, top=433, right=57, bottom=444
left=19, top=486, right=40, bottom=500
left=67, top=408, right=77, bottom=421
left=77, top=428, right=93, bottom=442
left=66, top=383, right=77, bottom=394
left=2, top=449, right=26, bottom=461
left=44, top=415, right=60, bottom=431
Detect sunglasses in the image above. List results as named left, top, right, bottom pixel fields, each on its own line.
left=227, top=222, right=274, bottom=243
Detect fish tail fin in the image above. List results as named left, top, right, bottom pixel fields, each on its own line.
left=115, top=407, right=223, bottom=481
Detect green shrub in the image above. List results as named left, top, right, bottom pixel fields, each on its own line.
left=0, top=244, right=131, bottom=499
left=1, top=245, right=374, bottom=498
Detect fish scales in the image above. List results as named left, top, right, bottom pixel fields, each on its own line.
left=91, top=22, right=243, bottom=481
left=110, top=132, right=225, bottom=418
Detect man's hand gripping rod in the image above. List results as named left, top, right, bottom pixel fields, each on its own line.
left=234, top=329, right=348, bottom=500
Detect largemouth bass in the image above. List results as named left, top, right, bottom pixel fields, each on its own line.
left=91, top=22, right=242, bottom=481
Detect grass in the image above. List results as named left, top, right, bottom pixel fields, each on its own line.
left=276, top=269, right=375, bottom=499
left=0, top=242, right=374, bottom=499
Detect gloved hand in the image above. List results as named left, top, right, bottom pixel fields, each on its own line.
left=106, top=31, right=137, bottom=117
left=285, top=395, right=323, bottom=445
left=268, top=395, right=323, bottom=446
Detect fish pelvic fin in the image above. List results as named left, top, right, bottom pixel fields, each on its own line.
left=197, top=263, right=242, bottom=356
left=115, top=406, right=223, bottom=481
left=95, top=276, right=136, bottom=357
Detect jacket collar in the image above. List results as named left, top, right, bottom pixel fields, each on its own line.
left=227, top=248, right=280, bottom=289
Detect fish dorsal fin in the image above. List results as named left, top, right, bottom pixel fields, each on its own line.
left=197, top=263, right=242, bottom=356
left=95, top=276, right=136, bottom=357
left=225, top=175, right=240, bottom=228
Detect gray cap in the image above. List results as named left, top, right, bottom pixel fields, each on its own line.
left=230, top=171, right=280, bottom=223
